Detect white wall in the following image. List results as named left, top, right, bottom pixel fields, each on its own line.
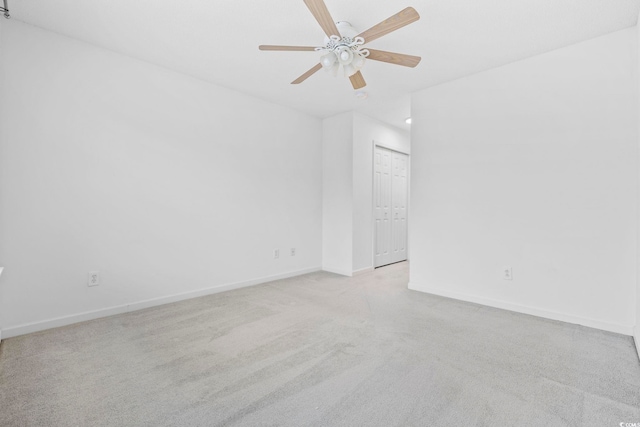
left=352, top=113, right=410, bottom=272
left=0, top=16, right=4, bottom=343
left=636, top=16, right=640, bottom=357
left=410, top=28, right=638, bottom=335
left=321, top=112, right=409, bottom=276
left=0, top=21, right=323, bottom=336
left=322, top=113, right=353, bottom=276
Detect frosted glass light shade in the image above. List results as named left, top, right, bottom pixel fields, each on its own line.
left=329, top=61, right=339, bottom=76
left=343, top=63, right=357, bottom=77
left=336, top=47, right=353, bottom=65
left=320, top=52, right=337, bottom=69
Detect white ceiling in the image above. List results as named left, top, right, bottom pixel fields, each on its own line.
left=8, top=0, right=640, bottom=129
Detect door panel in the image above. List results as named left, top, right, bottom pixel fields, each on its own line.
left=391, top=152, right=408, bottom=263
left=375, top=147, right=408, bottom=268
left=374, top=147, right=392, bottom=267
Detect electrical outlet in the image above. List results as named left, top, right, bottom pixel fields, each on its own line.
left=274, top=249, right=279, bottom=259
left=290, top=248, right=296, bottom=256
left=88, top=271, right=100, bottom=287
left=502, top=266, right=513, bottom=281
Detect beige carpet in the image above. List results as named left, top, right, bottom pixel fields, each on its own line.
left=1, top=262, right=639, bottom=426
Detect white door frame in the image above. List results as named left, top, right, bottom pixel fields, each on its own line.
left=372, top=141, right=410, bottom=269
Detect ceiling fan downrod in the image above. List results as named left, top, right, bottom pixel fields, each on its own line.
left=1, top=0, right=9, bottom=19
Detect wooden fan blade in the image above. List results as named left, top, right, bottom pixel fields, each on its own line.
left=303, top=0, right=340, bottom=38
left=366, top=49, right=421, bottom=68
left=259, top=45, right=317, bottom=51
left=349, top=71, right=366, bottom=90
left=357, top=7, right=420, bottom=44
left=292, top=63, right=323, bottom=84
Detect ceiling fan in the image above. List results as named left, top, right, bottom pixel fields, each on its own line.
left=259, top=0, right=421, bottom=90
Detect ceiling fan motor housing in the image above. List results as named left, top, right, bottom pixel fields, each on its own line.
left=258, top=1, right=422, bottom=90
left=319, top=21, right=369, bottom=77
left=323, top=21, right=359, bottom=44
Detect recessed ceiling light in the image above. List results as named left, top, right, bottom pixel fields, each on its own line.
left=405, top=117, right=412, bottom=124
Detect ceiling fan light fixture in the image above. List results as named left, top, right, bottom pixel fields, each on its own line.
left=343, top=63, right=357, bottom=77
left=259, top=1, right=421, bottom=90
left=352, top=52, right=366, bottom=69
left=329, top=61, right=340, bottom=76
left=336, top=46, right=353, bottom=65
left=320, top=52, right=337, bottom=69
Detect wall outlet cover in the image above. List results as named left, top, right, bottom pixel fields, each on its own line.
left=88, top=271, right=100, bottom=287
left=503, top=266, right=513, bottom=281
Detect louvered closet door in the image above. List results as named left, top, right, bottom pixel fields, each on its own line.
left=374, top=146, right=408, bottom=268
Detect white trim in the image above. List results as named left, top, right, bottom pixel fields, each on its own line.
left=373, top=140, right=410, bottom=155
left=634, top=326, right=640, bottom=362
left=352, top=266, right=374, bottom=276
left=371, top=142, right=411, bottom=269
left=408, top=282, right=634, bottom=336
left=2, top=266, right=321, bottom=339
left=371, top=141, right=377, bottom=271
left=322, top=267, right=353, bottom=277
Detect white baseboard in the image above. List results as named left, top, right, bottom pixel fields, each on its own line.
left=322, top=266, right=353, bottom=277
left=2, top=266, right=321, bottom=339
left=634, top=326, right=640, bottom=362
left=408, top=282, right=634, bottom=336
left=352, top=267, right=374, bottom=276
